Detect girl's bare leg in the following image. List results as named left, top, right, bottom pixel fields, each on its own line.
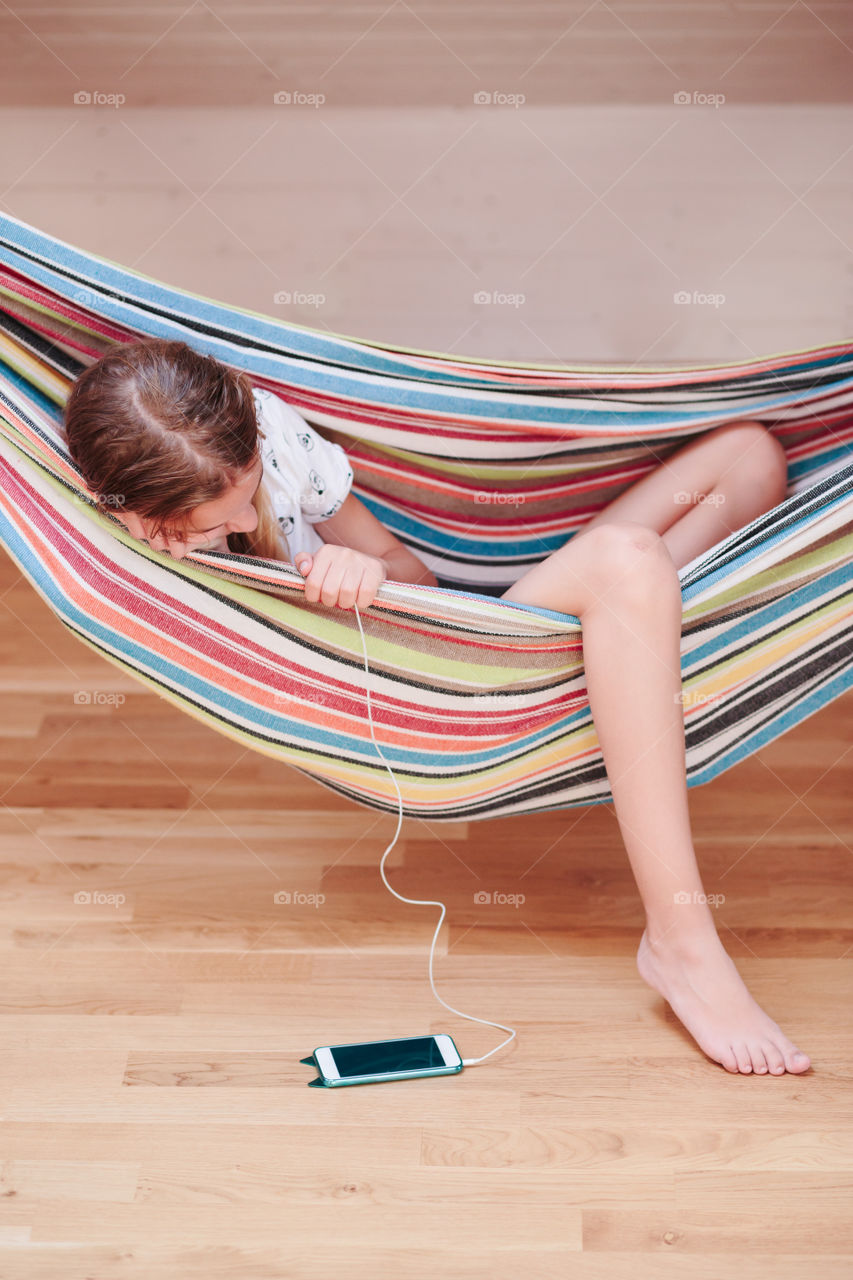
left=575, top=418, right=791, bottom=566
left=502, top=421, right=810, bottom=1074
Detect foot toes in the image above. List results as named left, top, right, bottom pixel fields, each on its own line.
left=733, top=1043, right=753, bottom=1073
left=764, top=1042, right=786, bottom=1074
left=786, top=1049, right=810, bottom=1073
left=719, top=1045, right=740, bottom=1073
left=751, top=1047, right=769, bottom=1074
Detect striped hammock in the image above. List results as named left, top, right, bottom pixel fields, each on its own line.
left=1, top=210, right=852, bottom=820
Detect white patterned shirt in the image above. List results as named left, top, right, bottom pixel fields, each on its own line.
left=251, top=386, right=354, bottom=559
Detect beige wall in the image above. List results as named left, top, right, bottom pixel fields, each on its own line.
left=2, top=1, right=852, bottom=107
left=1, top=4, right=851, bottom=363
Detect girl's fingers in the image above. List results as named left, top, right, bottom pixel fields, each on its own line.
left=294, top=552, right=382, bottom=609
left=301, top=557, right=332, bottom=605
left=342, top=567, right=381, bottom=610
left=355, top=570, right=380, bottom=610
left=319, top=560, right=347, bottom=608
left=298, top=557, right=324, bottom=603
left=339, top=567, right=364, bottom=611
left=343, top=564, right=383, bottom=610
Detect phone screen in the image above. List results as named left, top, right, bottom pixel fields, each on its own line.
left=332, top=1036, right=445, bottom=1078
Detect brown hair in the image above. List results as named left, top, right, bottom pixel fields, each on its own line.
left=61, top=337, right=289, bottom=562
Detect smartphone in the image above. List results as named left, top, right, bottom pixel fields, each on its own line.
left=311, top=1033, right=463, bottom=1087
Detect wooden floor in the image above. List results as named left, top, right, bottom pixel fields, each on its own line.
left=1, top=498, right=852, bottom=1277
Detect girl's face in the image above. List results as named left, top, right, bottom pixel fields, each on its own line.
left=115, top=457, right=264, bottom=559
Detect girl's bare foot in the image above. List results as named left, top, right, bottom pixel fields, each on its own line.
left=637, top=926, right=811, bottom=1074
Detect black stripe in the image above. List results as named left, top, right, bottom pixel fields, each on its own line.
left=4, top=233, right=853, bottom=396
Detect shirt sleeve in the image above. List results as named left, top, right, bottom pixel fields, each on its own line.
left=253, top=387, right=354, bottom=523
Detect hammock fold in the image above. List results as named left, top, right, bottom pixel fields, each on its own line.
left=1, top=210, right=851, bottom=820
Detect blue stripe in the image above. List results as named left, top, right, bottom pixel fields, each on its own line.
left=0, top=358, right=64, bottom=418
left=1, top=492, right=848, bottom=774
left=680, top=490, right=853, bottom=608
left=787, top=445, right=853, bottom=481
left=0, top=502, right=586, bottom=767
left=3, top=220, right=853, bottom=428
left=5, top=212, right=853, bottom=391
left=356, top=492, right=574, bottom=562
left=685, top=661, right=853, bottom=787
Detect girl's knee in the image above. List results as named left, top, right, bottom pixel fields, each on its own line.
left=587, top=520, right=664, bottom=555
left=576, top=521, right=673, bottom=589
left=731, top=422, right=788, bottom=503
left=755, top=428, right=788, bottom=498
left=716, top=419, right=786, bottom=471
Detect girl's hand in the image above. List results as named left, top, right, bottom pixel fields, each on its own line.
left=294, top=544, right=387, bottom=610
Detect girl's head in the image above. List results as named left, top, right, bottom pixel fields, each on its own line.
left=62, top=337, right=288, bottom=561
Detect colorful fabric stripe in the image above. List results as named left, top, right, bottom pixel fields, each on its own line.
left=0, top=210, right=851, bottom=819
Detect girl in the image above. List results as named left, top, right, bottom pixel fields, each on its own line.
left=64, top=338, right=810, bottom=1077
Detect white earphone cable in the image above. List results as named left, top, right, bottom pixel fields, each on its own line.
left=352, top=601, right=517, bottom=1068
